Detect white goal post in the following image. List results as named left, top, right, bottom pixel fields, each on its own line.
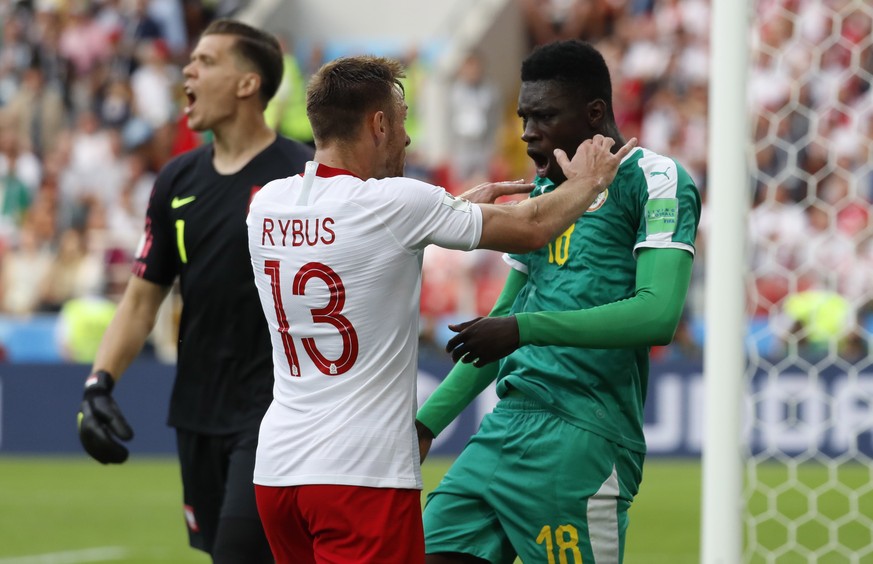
left=702, top=0, right=751, bottom=562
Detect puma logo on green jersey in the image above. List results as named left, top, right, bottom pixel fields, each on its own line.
left=649, top=168, right=670, bottom=180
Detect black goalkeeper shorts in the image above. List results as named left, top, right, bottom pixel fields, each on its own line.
left=175, top=427, right=262, bottom=553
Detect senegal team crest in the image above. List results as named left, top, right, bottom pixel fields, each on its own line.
left=586, top=189, right=608, bottom=212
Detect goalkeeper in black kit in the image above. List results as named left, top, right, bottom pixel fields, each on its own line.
left=77, top=19, right=312, bottom=564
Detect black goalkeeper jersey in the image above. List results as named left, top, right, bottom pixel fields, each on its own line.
left=134, top=136, right=313, bottom=434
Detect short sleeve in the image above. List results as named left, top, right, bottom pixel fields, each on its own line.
left=132, top=169, right=177, bottom=284
left=633, top=154, right=701, bottom=257
left=374, top=178, right=484, bottom=252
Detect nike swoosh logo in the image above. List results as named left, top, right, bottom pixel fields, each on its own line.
left=171, top=196, right=197, bottom=209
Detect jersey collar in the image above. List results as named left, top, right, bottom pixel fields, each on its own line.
left=533, top=175, right=555, bottom=195
left=300, top=161, right=363, bottom=180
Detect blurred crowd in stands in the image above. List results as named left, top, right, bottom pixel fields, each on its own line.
left=0, top=0, right=870, bottom=363
left=745, top=0, right=872, bottom=360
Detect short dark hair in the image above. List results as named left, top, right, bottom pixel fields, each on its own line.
left=521, top=40, right=614, bottom=113
left=306, top=55, right=405, bottom=145
left=202, top=19, right=283, bottom=107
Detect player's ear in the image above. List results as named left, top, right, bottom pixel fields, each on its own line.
left=238, top=72, right=261, bottom=99
left=587, top=98, right=606, bottom=127
left=370, top=110, right=387, bottom=146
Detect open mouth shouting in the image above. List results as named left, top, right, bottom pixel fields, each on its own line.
left=184, top=85, right=197, bottom=116
left=527, top=147, right=552, bottom=179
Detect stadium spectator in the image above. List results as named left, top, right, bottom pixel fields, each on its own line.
left=57, top=294, right=117, bottom=363
left=0, top=14, right=35, bottom=105
left=75, top=19, right=313, bottom=563
left=147, top=0, right=191, bottom=57
left=129, top=38, right=182, bottom=128
left=115, top=0, right=165, bottom=75
left=60, top=109, right=125, bottom=217
left=100, top=150, right=154, bottom=298
left=247, top=54, right=633, bottom=563
left=4, top=57, right=66, bottom=158
left=96, top=75, right=134, bottom=128
left=94, top=0, right=127, bottom=37
left=0, top=165, right=30, bottom=237
left=24, top=176, right=63, bottom=249
left=519, top=0, right=618, bottom=48
left=29, top=4, right=72, bottom=103
left=0, top=114, right=42, bottom=194
left=747, top=183, right=809, bottom=315
left=448, top=52, right=501, bottom=187
left=0, top=222, right=52, bottom=315
left=38, top=227, right=104, bottom=312
left=0, top=122, right=37, bottom=239
left=778, top=289, right=859, bottom=360
left=58, top=4, right=112, bottom=79
left=263, top=34, right=313, bottom=145
left=397, top=44, right=435, bottom=184
left=417, top=40, right=700, bottom=564
left=105, top=151, right=155, bottom=249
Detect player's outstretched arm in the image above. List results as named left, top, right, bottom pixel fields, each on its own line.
left=446, top=248, right=693, bottom=366
left=458, top=180, right=533, bottom=204
left=476, top=136, right=637, bottom=253
left=416, top=268, right=528, bottom=450
left=78, top=276, right=170, bottom=464
left=90, top=276, right=171, bottom=382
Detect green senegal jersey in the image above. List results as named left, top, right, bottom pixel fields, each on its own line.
left=498, top=147, right=701, bottom=453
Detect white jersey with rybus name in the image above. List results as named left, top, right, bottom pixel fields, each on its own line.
left=247, top=161, right=483, bottom=490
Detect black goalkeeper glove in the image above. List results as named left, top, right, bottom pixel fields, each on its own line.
left=77, top=370, right=134, bottom=464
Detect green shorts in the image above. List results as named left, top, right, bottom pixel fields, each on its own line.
left=423, top=393, right=644, bottom=564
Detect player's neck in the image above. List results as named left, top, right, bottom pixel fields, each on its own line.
left=601, top=124, right=626, bottom=151
left=211, top=116, right=277, bottom=175
left=314, top=144, right=377, bottom=180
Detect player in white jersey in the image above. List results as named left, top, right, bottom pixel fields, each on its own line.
left=246, top=55, right=636, bottom=564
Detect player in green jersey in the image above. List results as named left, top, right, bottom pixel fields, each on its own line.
left=416, top=40, right=702, bottom=564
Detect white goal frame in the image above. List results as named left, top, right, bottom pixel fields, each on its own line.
left=701, top=0, right=752, bottom=562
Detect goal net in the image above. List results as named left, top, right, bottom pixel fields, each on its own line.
left=744, top=0, right=873, bottom=561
